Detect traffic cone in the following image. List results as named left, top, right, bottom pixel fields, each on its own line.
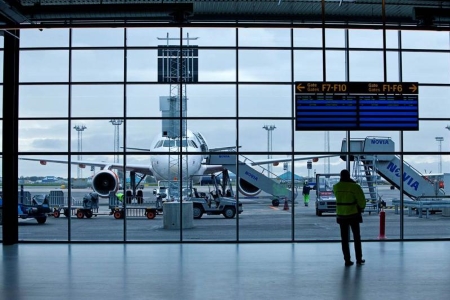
left=283, top=198, right=289, bottom=211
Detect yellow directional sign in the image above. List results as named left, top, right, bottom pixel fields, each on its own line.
left=294, top=82, right=419, bottom=94
left=296, top=83, right=305, bottom=92
left=409, top=84, right=418, bottom=93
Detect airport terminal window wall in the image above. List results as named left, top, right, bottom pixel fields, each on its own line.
left=2, top=26, right=450, bottom=242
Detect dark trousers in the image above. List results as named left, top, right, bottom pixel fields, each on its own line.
left=339, top=218, right=362, bottom=262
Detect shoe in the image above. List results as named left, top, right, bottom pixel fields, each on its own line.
left=356, top=259, right=365, bottom=265
left=345, top=261, right=354, bottom=266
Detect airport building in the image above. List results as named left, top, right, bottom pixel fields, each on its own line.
left=1, top=1, right=450, bottom=299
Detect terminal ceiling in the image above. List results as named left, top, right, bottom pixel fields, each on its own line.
left=0, top=1, right=450, bottom=30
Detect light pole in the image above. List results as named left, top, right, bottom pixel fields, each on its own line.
left=73, top=125, right=87, bottom=178
left=110, top=119, right=123, bottom=163
left=436, top=137, right=444, bottom=173
left=263, top=125, right=276, bottom=177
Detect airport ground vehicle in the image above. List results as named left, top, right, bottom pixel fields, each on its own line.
left=314, top=174, right=339, bottom=216
left=191, top=188, right=243, bottom=219
left=154, top=176, right=243, bottom=219
left=18, top=194, right=52, bottom=224
left=109, top=190, right=162, bottom=220
left=192, top=173, right=242, bottom=219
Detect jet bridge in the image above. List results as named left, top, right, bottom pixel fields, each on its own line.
left=341, top=137, right=445, bottom=200
left=207, top=154, right=296, bottom=202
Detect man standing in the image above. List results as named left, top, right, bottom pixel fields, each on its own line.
left=333, top=169, right=366, bottom=266
left=302, top=180, right=311, bottom=207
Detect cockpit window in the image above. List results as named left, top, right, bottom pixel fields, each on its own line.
left=154, top=140, right=163, bottom=148
left=161, top=140, right=190, bottom=148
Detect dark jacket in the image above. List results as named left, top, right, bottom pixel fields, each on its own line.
left=302, top=185, right=311, bottom=195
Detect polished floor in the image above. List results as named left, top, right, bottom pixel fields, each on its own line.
left=1, top=241, right=450, bottom=300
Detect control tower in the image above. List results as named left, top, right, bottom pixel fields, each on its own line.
left=157, top=33, right=199, bottom=199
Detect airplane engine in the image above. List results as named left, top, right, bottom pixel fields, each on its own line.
left=92, top=170, right=119, bottom=198
left=238, top=178, right=261, bottom=197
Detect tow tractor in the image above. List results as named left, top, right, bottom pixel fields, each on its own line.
left=189, top=172, right=243, bottom=219
left=153, top=172, right=242, bottom=219
left=18, top=194, right=52, bottom=224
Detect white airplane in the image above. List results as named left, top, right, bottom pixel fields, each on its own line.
left=19, top=129, right=261, bottom=198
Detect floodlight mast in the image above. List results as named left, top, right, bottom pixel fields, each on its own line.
left=73, top=125, right=87, bottom=178
left=263, top=125, right=276, bottom=177
left=110, top=119, right=123, bottom=164
left=435, top=137, right=444, bottom=173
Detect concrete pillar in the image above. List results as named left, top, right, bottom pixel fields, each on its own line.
left=163, top=202, right=194, bottom=229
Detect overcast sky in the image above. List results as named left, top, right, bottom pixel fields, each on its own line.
left=1, top=27, right=450, bottom=178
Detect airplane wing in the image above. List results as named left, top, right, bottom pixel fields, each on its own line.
left=209, top=146, right=241, bottom=152
left=19, top=157, right=154, bottom=176
left=250, top=155, right=337, bottom=166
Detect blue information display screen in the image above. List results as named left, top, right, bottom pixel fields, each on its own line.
left=295, top=82, right=419, bottom=131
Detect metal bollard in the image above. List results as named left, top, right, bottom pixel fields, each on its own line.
left=378, top=208, right=386, bottom=240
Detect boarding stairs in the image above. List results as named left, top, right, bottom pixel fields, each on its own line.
left=207, top=153, right=297, bottom=202
left=342, top=137, right=445, bottom=200
left=352, top=155, right=379, bottom=203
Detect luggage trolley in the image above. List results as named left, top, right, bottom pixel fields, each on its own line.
left=51, top=191, right=100, bottom=219
left=108, top=191, right=162, bottom=220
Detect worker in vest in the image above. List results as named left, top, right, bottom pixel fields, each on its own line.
left=116, top=192, right=124, bottom=203
left=302, top=181, right=311, bottom=207
left=333, top=169, right=366, bottom=266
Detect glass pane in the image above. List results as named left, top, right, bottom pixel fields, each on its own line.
left=401, top=31, right=449, bottom=50
left=70, top=119, right=121, bottom=153
left=126, top=28, right=179, bottom=47
left=0, top=85, right=3, bottom=117
left=386, top=30, right=399, bottom=49
left=294, top=50, right=323, bottom=81
left=404, top=121, right=450, bottom=152
left=239, top=119, right=291, bottom=152
left=19, top=85, right=68, bottom=118
left=402, top=52, right=450, bottom=84
left=239, top=84, right=290, bottom=118
left=325, top=29, right=345, bottom=48
left=386, top=51, right=400, bottom=82
left=0, top=50, right=3, bottom=83
left=18, top=155, right=69, bottom=241
left=239, top=50, right=290, bottom=82
left=186, top=119, right=236, bottom=151
left=71, top=50, right=124, bottom=82
left=187, top=84, right=236, bottom=118
left=402, top=155, right=450, bottom=239
left=182, top=28, right=236, bottom=47
left=199, top=50, right=236, bottom=82
left=294, top=29, right=322, bottom=48
left=349, top=29, right=383, bottom=48
left=417, top=86, right=450, bottom=118
left=237, top=154, right=291, bottom=241
left=126, top=84, right=173, bottom=118
left=72, top=28, right=124, bottom=47
left=19, top=50, right=69, bottom=82
left=325, top=50, right=346, bottom=81
left=238, top=28, right=290, bottom=47
left=20, top=29, right=69, bottom=48
left=19, top=120, right=69, bottom=152
left=127, top=50, right=158, bottom=82
left=349, top=51, right=384, bottom=81
left=71, top=85, right=123, bottom=118
left=70, top=154, right=124, bottom=241
left=126, top=119, right=161, bottom=153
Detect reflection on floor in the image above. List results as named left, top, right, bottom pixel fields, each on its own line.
left=1, top=241, right=450, bottom=300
